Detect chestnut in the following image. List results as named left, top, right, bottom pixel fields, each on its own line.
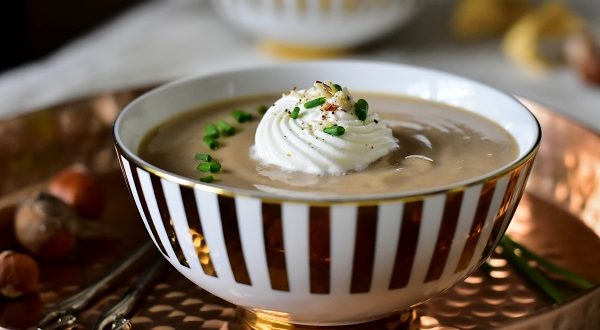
left=14, top=193, right=78, bottom=259
left=0, top=251, right=39, bottom=298
left=47, top=165, right=106, bottom=219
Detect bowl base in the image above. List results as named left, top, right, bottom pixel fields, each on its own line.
left=237, top=307, right=415, bottom=330
left=260, top=40, right=352, bottom=60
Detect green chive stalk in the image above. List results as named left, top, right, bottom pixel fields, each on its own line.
left=500, top=237, right=565, bottom=303
left=503, top=236, right=595, bottom=290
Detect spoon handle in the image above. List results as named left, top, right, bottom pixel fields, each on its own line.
left=93, top=257, right=165, bottom=330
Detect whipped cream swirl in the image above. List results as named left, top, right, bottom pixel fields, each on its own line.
left=252, top=81, right=399, bottom=175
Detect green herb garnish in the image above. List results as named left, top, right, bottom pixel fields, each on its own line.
left=333, top=84, right=343, bottom=92
left=197, top=161, right=222, bottom=173
left=204, top=124, right=220, bottom=139
left=195, top=153, right=212, bottom=162
left=304, top=97, right=326, bottom=109
left=203, top=136, right=219, bottom=150
left=323, top=125, right=345, bottom=136
left=257, top=105, right=268, bottom=115
left=290, top=107, right=300, bottom=119
left=232, top=109, right=253, bottom=123
left=502, top=236, right=595, bottom=290
left=354, top=99, right=368, bottom=121
left=216, top=120, right=235, bottom=136
left=499, top=236, right=565, bottom=303
left=199, top=175, right=214, bottom=183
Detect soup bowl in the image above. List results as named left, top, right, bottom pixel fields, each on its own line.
left=113, top=61, right=540, bottom=327
left=211, top=0, right=425, bottom=54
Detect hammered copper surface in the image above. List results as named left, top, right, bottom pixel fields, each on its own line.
left=0, top=92, right=598, bottom=330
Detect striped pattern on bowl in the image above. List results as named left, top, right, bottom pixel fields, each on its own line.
left=116, top=145, right=536, bottom=324
left=211, top=0, right=424, bottom=49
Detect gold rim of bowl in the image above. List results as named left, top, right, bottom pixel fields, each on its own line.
left=113, top=65, right=542, bottom=206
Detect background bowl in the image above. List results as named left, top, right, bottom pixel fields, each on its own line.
left=113, top=61, right=540, bottom=326
left=211, top=0, right=424, bottom=51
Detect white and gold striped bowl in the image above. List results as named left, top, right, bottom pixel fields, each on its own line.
left=113, top=61, right=540, bottom=326
left=211, top=0, right=424, bottom=53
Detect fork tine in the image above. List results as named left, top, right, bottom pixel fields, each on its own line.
left=109, top=316, right=132, bottom=330
left=37, top=313, right=77, bottom=330
left=93, top=257, right=164, bottom=330
left=37, top=242, right=153, bottom=329
left=96, top=315, right=132, bottom=330
left=37, top=310, right=71, bottom=329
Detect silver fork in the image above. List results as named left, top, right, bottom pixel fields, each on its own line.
left=37, top=242, right=153, bottom=330
left=93, top=257, right=164, bottom=330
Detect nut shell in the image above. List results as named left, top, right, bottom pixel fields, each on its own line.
left=0, top=292, right=42, bottom=328
left=14, top=192, right=78, bottom=259
left=0, top=251, right=40, bottom=298
left=0, top=205, right=18, bottom=250
left=48, top=166, right=106, bottom=219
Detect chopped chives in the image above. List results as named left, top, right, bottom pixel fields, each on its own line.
left=354, top=99, right=369, bottom=121
left=197, top=161, right=222, bottom=173
left=333, top=84, right=342, bottom=92
left=210, top=161, right=222, bottom=173
left=231, top=110, right=244, bottom=122
left=304, top=97, right=326, bottom=108
left=199, top=175, right=214, bottom=183
left=323, top=125, right=345, bottom=136
left=232, top=109, right=253, bottom=123
left=204, top=124, right=220, bottom=139
left=257, top=105, right=268, bottom=115
left=194, top=153, right=212, bottom=162
left=217, top=120, right=235, bottom=136
left=203, top=136, right=219, bottom=150
left=197, top=162, right=210, bottom=172
left=290, top=107, right=300, bottom=119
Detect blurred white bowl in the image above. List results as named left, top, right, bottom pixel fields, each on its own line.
left=211, top=0, right=424, bottom=51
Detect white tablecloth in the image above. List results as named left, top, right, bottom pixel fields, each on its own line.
left=1, top=0, right=599, bottom=130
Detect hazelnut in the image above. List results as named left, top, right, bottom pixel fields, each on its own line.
left=0, top=292, right=42, bottom=329
left=14, top=193, right=78, bottom=259
left=0, top=205, right=18, bottom=250
left=48, top=165, right=106, bottom=219
left=0, top=292, right=44, bottom=329
left=0, top=251, right=40, bottom=298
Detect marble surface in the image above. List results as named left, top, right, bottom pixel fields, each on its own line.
left=0, top=0, right=598, bottom=130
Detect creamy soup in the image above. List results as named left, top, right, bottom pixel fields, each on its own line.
left=139, top=94, right=519, bottom=197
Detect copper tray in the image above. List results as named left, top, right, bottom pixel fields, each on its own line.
left=0, top=90, right=598, bottom=330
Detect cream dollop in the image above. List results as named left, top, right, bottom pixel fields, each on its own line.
left=252, top=81, right=399, bottom=175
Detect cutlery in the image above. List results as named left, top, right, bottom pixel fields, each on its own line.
left=37, top=242, right=152, bottom=329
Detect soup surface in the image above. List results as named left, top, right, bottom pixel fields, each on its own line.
left=139, top=94, right=519, bottom=197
